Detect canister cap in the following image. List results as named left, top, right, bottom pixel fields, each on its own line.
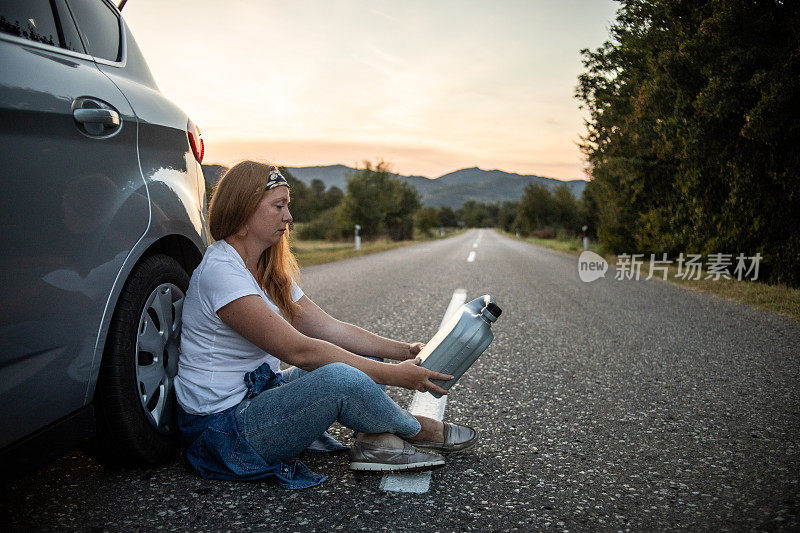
left=483, top=302, right=502, bottom=321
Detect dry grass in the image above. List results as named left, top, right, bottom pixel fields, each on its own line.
left=663, top=269, right=799, bottom=320
left=502, top=230, right=800, bottom=321
left=291, top=238, right=415, bottom=267
left=522, top=235, right=586, bottom=254
left=289, top=229, right=465, bottom=268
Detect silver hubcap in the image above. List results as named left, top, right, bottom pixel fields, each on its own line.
left=135, top=283, right=184, bottom=434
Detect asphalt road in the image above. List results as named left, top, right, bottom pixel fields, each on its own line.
left=2, top=229, right=798, bottom=531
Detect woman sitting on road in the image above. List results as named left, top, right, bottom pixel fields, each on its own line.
left=173, top=161, right=477, bottom=488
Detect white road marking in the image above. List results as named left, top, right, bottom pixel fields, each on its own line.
left=439, top=289, right=468, bottom=330
left=473, top=243, right=478, bottom=248
left=467, top=251, right=476, bottom=262
left=379, top=289, right=468, bottom=493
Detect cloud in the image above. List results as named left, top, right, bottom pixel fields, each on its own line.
left=368, top=7, right=402, bottom=23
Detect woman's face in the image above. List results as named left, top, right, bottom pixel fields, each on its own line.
left=245, top=185, right=292, bottom=247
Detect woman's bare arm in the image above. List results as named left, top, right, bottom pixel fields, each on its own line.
left=292, top=295, right=420, bottom=361
left=216, top=295, right=451, bottom=394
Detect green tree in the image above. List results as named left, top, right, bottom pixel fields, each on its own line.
left=385, top=179, right=421, bottom=240
left=517, top=183, right=554, bottom=234
left=552, top=184, right=579, bottom=233
left=437, top=206, right=458, bottom=227
left=309, top=178, right=326, bottom=197
left=322, top=186, right=343, bottom=211
left=497, top=201, right=519, bottom=232
left=308, top=178, right=326, bottom=214
left=339, top=160, right=421, bottom=241
left=576, top=0, right=800, bottom=284
left=415, top=207, right=441, bottom=236
left=278, top=167, right=311, bottom=223
left=456, top=200, right=493, bottom=228
left=578, top=180, right=601, bottom=239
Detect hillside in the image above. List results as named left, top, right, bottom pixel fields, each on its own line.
left=202, top=164, right=586, bottom=208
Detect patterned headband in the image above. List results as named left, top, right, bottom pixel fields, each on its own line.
left=266, top=168, right=289, bottom=190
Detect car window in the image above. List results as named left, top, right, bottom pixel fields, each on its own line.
left=0, top=0, right=60, bottom=48
left=53, top=0, right=85, bottom=53
left=66, top=0, right=120, bottom=62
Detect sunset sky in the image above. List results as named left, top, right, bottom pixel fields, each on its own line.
left=122, top=0, right=618, bottom=180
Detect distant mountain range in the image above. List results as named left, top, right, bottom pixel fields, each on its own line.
left=202, top=164, right=586, bottom=209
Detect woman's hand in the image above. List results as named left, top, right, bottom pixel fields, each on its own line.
left=393, top=357, right=453, bottom=396
left=399, top=342, right=425, bottom=360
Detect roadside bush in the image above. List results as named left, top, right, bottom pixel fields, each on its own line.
left=295, top=207, right=349, bottom=241
left=415, top=207, right=441, bottom=236
left=532, top=226, right=557, bottom=239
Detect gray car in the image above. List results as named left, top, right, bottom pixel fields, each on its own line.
left=0, top=0, right=209, bottom=477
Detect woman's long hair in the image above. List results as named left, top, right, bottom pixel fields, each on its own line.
left=207, top=161, right=301, bottom=323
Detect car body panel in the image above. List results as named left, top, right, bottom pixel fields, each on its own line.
left=0, top=1, right=208, bottom=458
left=81, top=17, right=209, bottom=402
left=95, top=18, right=207, bottom=252
left=0, top=34, right=149, bottom=448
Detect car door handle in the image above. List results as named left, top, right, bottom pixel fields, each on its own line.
left=73, top=108, right=120, bottom=126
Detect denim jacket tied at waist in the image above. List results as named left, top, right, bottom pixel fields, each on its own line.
left=177, top=363, right=346, bottom=489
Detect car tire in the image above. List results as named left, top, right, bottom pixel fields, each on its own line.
left=89, top=254, right=189, bottom=466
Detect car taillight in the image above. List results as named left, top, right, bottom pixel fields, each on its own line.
left=187, top=118, right=204, bottom=163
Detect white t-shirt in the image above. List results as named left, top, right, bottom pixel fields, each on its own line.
left=174, top=239, right=303, bottom=415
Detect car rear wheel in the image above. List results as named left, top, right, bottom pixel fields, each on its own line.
left=90, top=254, right=188, bottom=466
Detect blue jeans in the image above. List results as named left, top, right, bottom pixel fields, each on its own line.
left=234, top=362, right=422, bottom=464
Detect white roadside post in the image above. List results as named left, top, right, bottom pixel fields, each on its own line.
left=354, top=224, right=361, bottom=251
left=582, top=225, right=589, bottom=251
left=440, top=226, right=445, bottom=237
